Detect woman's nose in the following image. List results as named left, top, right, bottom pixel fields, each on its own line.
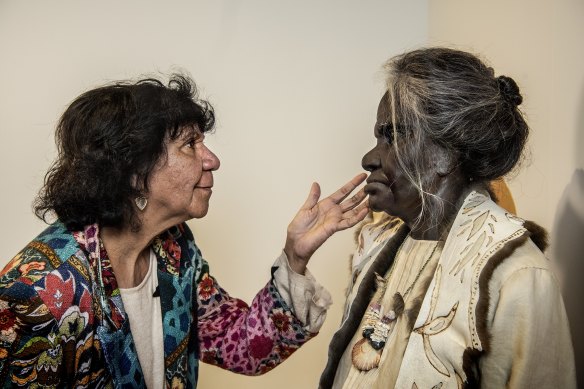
left=362, top=146, right=380, bottom=172
left=203, top=145, right=221, bottom=171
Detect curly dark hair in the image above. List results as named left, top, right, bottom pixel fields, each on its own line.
left=34, top=74, right=215, bottom=231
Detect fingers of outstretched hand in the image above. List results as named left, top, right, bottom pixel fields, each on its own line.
left=340, top=187, right=367, bottom=213
left=337, top=202, right=369, bottom=231
left=328, top=173, right=367, bottom=204
left=301, top=182, right=321, bottom=210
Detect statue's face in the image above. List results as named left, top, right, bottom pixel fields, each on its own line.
left=362, top=92, right=451, bottom=227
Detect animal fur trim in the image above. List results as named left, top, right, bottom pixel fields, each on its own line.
left=523, top=220, right=549, bottom=252
left=318, top=224, right=410, bottom=389
left=467, top=220, right=547, bottom=385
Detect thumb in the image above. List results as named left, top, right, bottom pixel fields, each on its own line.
left=301, top=182, right=321, bottom=210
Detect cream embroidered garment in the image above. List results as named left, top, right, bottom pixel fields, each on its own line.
left=333, top=237, right=442, bottom=389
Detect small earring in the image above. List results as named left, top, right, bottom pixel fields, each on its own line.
left=135, top=196, right=148, bottom=211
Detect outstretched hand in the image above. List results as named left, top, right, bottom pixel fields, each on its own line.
left=284, top=173, right=369, bottom=274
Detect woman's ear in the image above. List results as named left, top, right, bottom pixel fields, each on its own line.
left=130, top=174, right=139, bottom=190
left=130, top=174, right=146, bottom=192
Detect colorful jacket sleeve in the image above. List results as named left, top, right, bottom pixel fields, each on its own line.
left=0, top=251, right=108, bottom=388
left=195, top=253, right=317, bottom=375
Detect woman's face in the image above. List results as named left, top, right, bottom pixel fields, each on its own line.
left=146, top=126, right=220, bottom=225
left=362, top=94, right=423, bottom=223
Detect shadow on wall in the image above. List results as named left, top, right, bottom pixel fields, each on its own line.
left=553, top=84, right=584, bottom=385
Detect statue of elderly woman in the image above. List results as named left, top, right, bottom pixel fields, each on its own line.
left=321, top=48, right=576, bottom=389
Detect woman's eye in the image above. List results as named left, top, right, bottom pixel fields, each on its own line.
left=186, top=137, right=202, bottom=148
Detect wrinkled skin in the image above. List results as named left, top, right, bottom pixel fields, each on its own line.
left=147, top=126, right=221, bottom=224
left=361, top=93, right=467, bottom=240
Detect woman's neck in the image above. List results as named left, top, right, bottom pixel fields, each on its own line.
left=100, top=225, right=156, bottom=288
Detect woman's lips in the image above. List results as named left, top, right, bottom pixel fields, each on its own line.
left=195, top=185, right=213, bottom=194
left=194, top=179, right=213, bottom=189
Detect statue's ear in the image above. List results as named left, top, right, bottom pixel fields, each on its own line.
left=432, top=144, right=459, bottom=177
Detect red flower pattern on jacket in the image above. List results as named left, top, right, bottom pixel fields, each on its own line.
left=249, top=334, right=274, bottom=359
left=35, top=271, right=75, bottom=322
left=271, top=308, right=293, bottom=333
left=34, top=271, right=93, bottom=324
left=0, top=309, right=16, bottom=332
left=199, top=273, right=217, bottom=301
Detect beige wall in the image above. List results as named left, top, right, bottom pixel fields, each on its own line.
left=0, top=1, right=428, bottom=388
left=429, top=0, right=584, bottom=382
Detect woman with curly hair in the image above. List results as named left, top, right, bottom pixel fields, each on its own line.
left=0, top=74, right=368, bottom=388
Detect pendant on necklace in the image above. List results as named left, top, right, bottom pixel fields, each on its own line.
left=351, top=292, right=405, bottom=371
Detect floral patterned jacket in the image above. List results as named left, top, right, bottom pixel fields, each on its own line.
left=0, top=221, right=315, bottom=388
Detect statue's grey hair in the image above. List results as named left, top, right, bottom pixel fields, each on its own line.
left=383, top=47, right=529, bottom=230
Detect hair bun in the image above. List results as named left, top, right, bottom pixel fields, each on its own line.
left=497, top=75, right=523, bottom=106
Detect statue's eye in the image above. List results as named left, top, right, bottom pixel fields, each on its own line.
left=380, top=122, right=407, bottom=144
left=379, top=123, right=394, bottom=143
